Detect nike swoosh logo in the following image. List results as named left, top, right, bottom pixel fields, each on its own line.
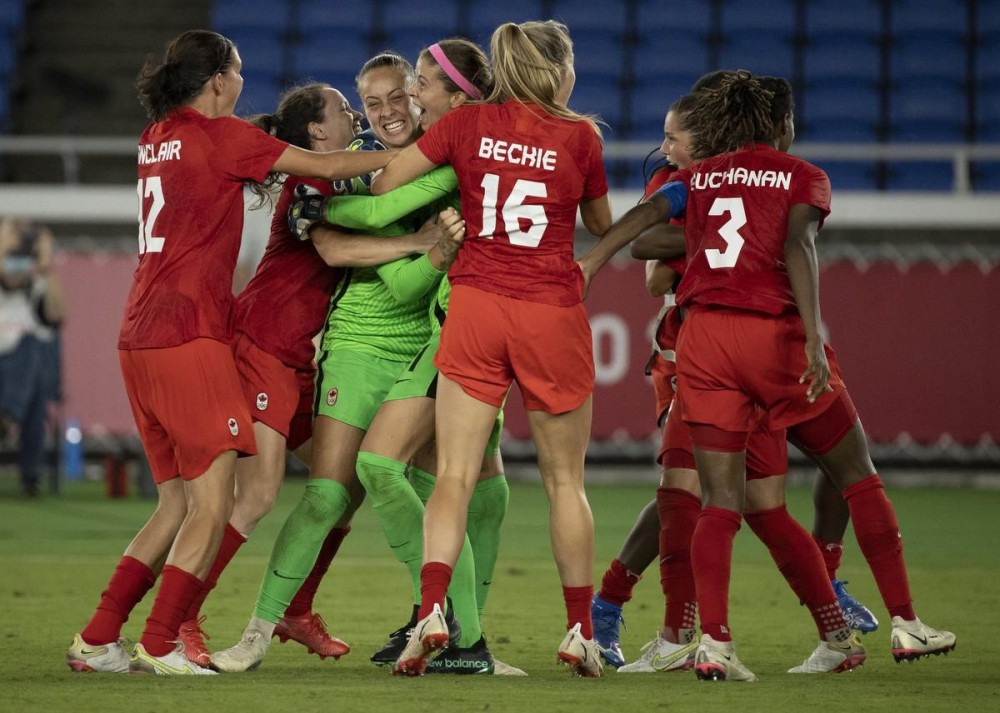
left=911, top=634, right=929, bottom=645
left=390, top=541, right=412, bottom=550
left=79, top=647, right=103, bottom=656
left=651, top=644, right=696, bottom=670
left=481, top=580, right=492, bottom=587
left=272, top=569, right=298, bottom=580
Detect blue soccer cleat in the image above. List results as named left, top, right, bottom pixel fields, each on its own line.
left=591, top=594, right=626, bottom=668
left=833, top=579, right=879, bottom=633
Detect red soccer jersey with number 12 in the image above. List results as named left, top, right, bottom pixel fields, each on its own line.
left=416, top=101, right=608, bottom=307
left=119, top=107, right=288, bottom=350
left=673, top=144, right=831, bottom=316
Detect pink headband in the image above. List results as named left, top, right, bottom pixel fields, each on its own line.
left=427, top=43, right=482, bottom=100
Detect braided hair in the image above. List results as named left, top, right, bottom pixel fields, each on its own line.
left=686, top=70, right=775, bottom=161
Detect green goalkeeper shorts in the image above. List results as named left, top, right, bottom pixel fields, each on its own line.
left=314, top=349, right=410, bottom=430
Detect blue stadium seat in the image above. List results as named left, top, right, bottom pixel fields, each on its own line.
left=886, top=161, right=957, bottom=191
left=804, top=0, right=881, bottom=42
left=298, top=1, right=376, bottom=35
left=891, top=33, right=967, bottom=83
left=571, top=29, right=627, bottom=84
left=628, top=75, right=694, bottom=140
left=380, top=0, right=461, bottom=35
left=292, top=32, right=370, bottom=82
left=718, top=33, right=795, bottom=76
left=890, top=82, right=966, bottom=142
left=890, top=0, right=967, bottom=38
left=465, top=0, right=546, bottom=43
left=635, top=0, right=712, bottom=39
left=976, top=38, right=1000, bottom=89
left=720, top=0, right=796, bottom=35
left=976, top=89, right=1000, bottom=142
left=222, top=26, right=286, bottom=75
left=571, top=77, right=625, bottom=134
left=382, top=28, right=450, bottom=64
left=235, top=72, right=283, bottom=115
left=633, top=34, right=710, bottom=85
left=0, top=1, right=25, bottom=31
left=803, top=37, right=881, bottom=84
left=812, top=160, right=878, bottom=191
left=801, top=80, right=880, bottom=141
left=550, top=0, right=629, bottom=35
left=212, top=0, right=292, bottom=33
left=972, top=162, right=1000, bottom=192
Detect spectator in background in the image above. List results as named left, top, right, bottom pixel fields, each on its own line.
left=0, top=217, right=64, bottom=497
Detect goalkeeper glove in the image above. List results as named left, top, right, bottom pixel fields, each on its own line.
left=287, top=183, right=326, bottom=240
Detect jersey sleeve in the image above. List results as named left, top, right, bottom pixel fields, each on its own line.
left=324, top=167, right=459, bottom=230
left=581, top=129, right=609, bottom=201
left=213, top=117, right=289, bottom=183
left=643, top=167, right=677, bottom=201
left=791, top=162, right=832, bottom=226
left=416, top=108, right=466, bottom=166
left=375, top=254, right=445, bottom=304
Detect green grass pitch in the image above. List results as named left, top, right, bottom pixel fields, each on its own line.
left=1, top=477, right=997, bottom=713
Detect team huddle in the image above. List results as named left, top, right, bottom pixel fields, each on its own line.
left=65, top=20, right=955, bottom=681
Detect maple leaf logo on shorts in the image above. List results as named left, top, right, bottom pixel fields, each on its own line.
left=228, top=418, right=239, bottom=436
left=327, top=388, right=338, bottom=407
left=256, top=392, right=268, bottom=411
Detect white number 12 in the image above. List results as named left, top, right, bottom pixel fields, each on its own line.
left=137, top=176, right=166, bottom=254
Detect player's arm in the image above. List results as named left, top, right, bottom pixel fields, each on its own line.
left=324, top=167, right=459, bottom=230
left=577, top=183, right=686, bottom=296
left=370, top=143, right=438, bottom=195
left=309, top=219, right=441, bottom=268
left=785, top=202, right=831, bottom=403
left=272, top=144, right=399, bottom=181
left=376, top=208, right=465, bottom=304
left=645, top=260, right=677, bottom=298
left=580, top=195, right=612, bottom=237
left=630, top=223, right=687, bottom=260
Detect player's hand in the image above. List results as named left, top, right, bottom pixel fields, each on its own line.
left=412, top=215, right=444, bottom=254
left=434, top=207, right=466, bottom=263
left=288, top=183, right=326, bottom=240
left=800, top=338, right=833, bottom=403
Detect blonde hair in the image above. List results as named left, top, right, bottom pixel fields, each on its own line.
left=488, top=20, right=601, bottom=137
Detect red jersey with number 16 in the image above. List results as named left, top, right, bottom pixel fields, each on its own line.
left=416, top=101, right=608, bottom=307
left=673, top=144, right=830, bottom=316
left=119, top=107, right=288, bottom=349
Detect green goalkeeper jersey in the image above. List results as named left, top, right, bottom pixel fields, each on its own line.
left=324, top=166, right=460, bottom=338
left=319, top=174, right=455, bottom=360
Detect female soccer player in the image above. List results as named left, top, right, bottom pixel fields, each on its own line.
left=371, top=20, right=612, bottom=677
left=66, top=29, right=394, bottom=675
left=595, top=70, right=955, bottom=681
left=211, top=51, right=465, bottom=673
left=174, top=81, right=448, bottom=668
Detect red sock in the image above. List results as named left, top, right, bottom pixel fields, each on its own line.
left=286, top=526, right=350, bottom=617
left=139, top=565, right=203, bottom=657
left=691, top=507, right=741, bottom=642
left=843, top=475, right=915, bottom=620
left=81, top=555, right=156, bottom=645
left=813, top=534, right=844, bottom=581
left=746, top=506, right=846, bottom=638
left=184, top=523, right=247, bottom=621
left=418, top=562, right=453, bottom=620
left=656, top=487, right=700, bottom=633
left=598, top=559, right=641, bottom=607
left=563, top=585, right=595, bottom=639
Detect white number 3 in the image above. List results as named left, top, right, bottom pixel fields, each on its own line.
left=705, top=197, right=746, bottom=269
left=137, top=176, right=166, bottom=254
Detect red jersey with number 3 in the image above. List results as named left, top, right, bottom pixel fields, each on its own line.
left=119, top=107, right=288, bottom=349
left=416, top=101, right=608, bottom=307
left=672, top=144, right=830, bottom=316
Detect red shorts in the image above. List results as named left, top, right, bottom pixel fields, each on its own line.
left=436, top=285, right=594, bottom=414
left=648, top=353, right=676, bottom=426
left=119, top=338, right=256, bottom=484
left=659, top=390, right=788, bottom=479
left=232, top=332, right=314, bottom=450
left=677, top=309, right=848, bottom=432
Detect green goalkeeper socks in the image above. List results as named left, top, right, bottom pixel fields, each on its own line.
left=254, top=478, right=350, bottom=624
left=466, top=474, right=510, bottom=618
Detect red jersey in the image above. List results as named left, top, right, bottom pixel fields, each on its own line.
left=234, top=177, right=342, bottom=370
left=672, top=144, right=830, bottom=316
left=119, top=108, right=288, bottom=349
left=417, top=101, right=608, bottom=307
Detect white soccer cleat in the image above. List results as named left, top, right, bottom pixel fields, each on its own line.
left=618, top=631, right=698, bottom=673
left=557, top=622, right=604, bottom=678
left=789, top=632, right=866, bottom=673
left=694, top=634, right=757, bottom=682
left=210, top=619, right=273, bottom=673
left=392, top=603, right=450, bottom=676
left=129, top=643, right=217, bottom=675
left=66, top=633, right=131, bottom=673
left=891, top=617, right=956, bottom=662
